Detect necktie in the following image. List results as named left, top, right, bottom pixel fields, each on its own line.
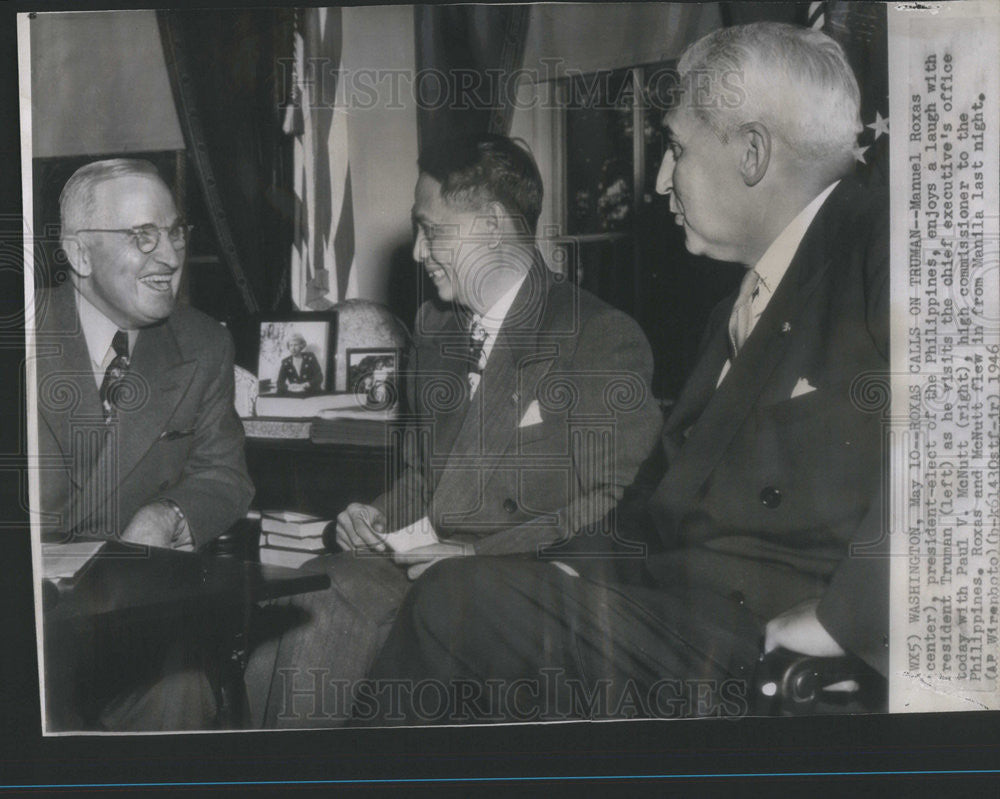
left=728, top=269, right=761, bottom=359
left=467, top=316, right=488, bottom=397
left=100, top=330, right=130, bottom=422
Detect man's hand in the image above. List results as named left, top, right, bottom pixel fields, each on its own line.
left=335, top=503, right=387, bottom=552
left=393, top=541, right=474, bottom=580
left=765, top=599, right=860, bottom=692
left=120, top=502, right=193, bottom=550
left=765, top=599, right=846, bottom=657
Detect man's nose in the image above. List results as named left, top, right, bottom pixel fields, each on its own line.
left=412, top=230, right=427, bottom=263
left=153, top=229, right=183, bottom=269
left=655, top=150, right=675, bottom=196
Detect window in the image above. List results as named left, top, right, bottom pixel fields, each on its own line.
left=554, top=61, right=743, bottom=399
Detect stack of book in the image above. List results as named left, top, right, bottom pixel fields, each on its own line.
left=259, top=511, right=331, bottom=568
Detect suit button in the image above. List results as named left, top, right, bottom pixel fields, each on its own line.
left=159, top=480, right=170, bottom=491
left=728, top=590, right=745, bottom=606
left=503, top=498, right=518, bottom=514
left=759, top=487, right=782, bottom=509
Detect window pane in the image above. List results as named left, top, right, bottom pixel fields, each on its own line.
left=641, top=63, right=679, bottom=208
left=564, top=69, right=634, bottom=235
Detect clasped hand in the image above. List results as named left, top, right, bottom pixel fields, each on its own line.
left=120, top=502, right=193, bottom=550
left=764, top=598, right=858, bottom=692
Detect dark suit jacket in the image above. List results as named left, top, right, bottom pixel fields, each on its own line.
left=34, top=283, right=254, bottom=548
left=374, top=257, right=662, bottom=556
left=277, top=351, right=323, bottom=394
left=645, top=179, right=890, bottom=673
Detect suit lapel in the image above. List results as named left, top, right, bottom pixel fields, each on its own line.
left=77, top=315, right=197, bottom=526
left=660, top=183, right=851, bottom=503
left=432, top=260, right=557, bottom=509
left=418, top=306, right=474, bottom=467
left=34, top=285, right=105, bottom=471
left=664, top=301, right=731, bottom=444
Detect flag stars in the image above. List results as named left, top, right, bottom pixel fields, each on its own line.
left=866, top=112, right=889, bottom=140
left=853, top=144, right=870, bottom=164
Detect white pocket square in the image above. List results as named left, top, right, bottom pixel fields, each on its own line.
left=790, top=378, right=817, bottom=399
left=518, top=399, right=544, bottom=428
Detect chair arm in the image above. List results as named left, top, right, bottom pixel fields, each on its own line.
left=202, top=517, right=261, bottom=562
left=752, top=646, right=886, bottom=716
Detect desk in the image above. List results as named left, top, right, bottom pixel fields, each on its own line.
left=245, top=418, right=395, bottom=522
left=43, top=540, right=330, bottom=730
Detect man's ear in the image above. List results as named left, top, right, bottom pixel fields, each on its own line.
left=61, top=236, right=91, bottom=278
left=738, top=122, right=771, bottom=187
left=485, top=201, right=504, bottom=249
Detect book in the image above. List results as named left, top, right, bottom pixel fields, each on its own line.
left=263, top=532, right=327, bottom=551
left=259, top=546, right=319, bottom=569
left=260, top=510, right=332, bottom=537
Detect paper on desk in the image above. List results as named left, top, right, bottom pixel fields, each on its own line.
left=41, top=541, right=105, bottom=580
left=382, top=516, right=439, bottom=553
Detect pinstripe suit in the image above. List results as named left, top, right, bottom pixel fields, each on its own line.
left=365, top=179, right=889, bottom=722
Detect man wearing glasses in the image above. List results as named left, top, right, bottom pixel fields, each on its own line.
left=37, top=157, right=252, bottom=551
left=34, top=159, right=252, bottom=728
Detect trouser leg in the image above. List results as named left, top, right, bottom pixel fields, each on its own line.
left=365, top=557, right=761, bottom=724
left=244, top=551, right=411, bottom=728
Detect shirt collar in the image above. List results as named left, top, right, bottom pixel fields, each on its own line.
left=472, top=273, right=528, bottom=340
left=75, top=288, right=136, bottom=367
left=752, top=180, right=839, bottom=296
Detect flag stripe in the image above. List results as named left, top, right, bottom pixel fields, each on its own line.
left=288, top=6, right=357, bottom=310
left=334, top=166, right=356, bottom=301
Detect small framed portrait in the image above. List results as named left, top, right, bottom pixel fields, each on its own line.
left=346, top=348, right=399, bottom=409
left=257, top=316, right=336, bottom=397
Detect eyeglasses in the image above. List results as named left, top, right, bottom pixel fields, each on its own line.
left=74, top=222, right=193, bottom=254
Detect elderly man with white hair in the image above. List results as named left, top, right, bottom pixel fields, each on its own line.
left=35, top=158, right=253, bottom=729
left=366, top=21, right=889, bottom=722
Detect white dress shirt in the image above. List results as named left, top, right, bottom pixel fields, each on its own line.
left=468, top=273, right=527, bottom=397
left=717, top=181, right=839, bottom=386
left=75, top=290, right=137, bottom=388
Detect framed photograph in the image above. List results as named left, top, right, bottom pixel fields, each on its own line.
left=346, top=347, right=399, bottom=408
left=256, top=316, right=336, bottom=397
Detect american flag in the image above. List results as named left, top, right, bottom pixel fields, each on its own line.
left=284, top=7, right=358, bottom=310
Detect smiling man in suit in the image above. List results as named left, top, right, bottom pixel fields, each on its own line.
left=34, top=158, right=253, bottom=728
left=366, top=23, right=889, bottom=722
left=245, top=134, right=661, bottom=727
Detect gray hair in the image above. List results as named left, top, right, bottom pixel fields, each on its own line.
left=677, top=22, right=862, bottom=164
left=59, top=158, right=164, bottom=238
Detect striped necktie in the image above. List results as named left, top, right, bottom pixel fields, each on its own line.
left=467, top=316, right=488, bottom=397
left=727, top=270, right=761, bottom=359
left=99, top=330, right=130, bottom=422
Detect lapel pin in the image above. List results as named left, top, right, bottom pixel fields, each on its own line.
left=780, top=322, right=792, bottom=335
left=511, top=391, right=519, bottom=405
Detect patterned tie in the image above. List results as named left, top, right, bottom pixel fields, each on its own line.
left=467, top=315, right=488, bottom=397
left=100, top=330, right=130, bottom=422
left=728, top=269, right=761, bottom=359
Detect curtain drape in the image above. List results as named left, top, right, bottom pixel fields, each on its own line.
left=414, top=6, right=530, bottom=152
left=158, top=9, right=295, bottom=315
